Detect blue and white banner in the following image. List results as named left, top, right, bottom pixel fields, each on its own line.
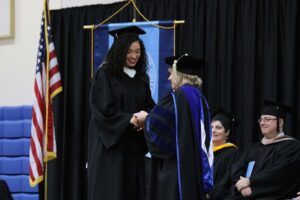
left=93, top=21, right=175, bottom=102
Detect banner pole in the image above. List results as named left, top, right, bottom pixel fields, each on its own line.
left=173, top=21, right=176, bottom=56
left=132, top=0, right=137, bottom=22
left=174, top=20, right=185, bottom=24
left=83, top=25, right=95, bottom=29
left=83, top=20, right=185, bottom=30
left=90, top=26, right=94, bottom=78
left=83, top=25, right=95, bottom=78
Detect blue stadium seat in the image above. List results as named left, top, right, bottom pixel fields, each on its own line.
left=0, top=175, right=38, bottom=193
left=0, top=139, right=30, bottom=156
left=0, top=105, right=38, bottom=199
left=0, top=120, right=31, bottom=138
left=13, top=194, right=39, bottom=200
left=0, top=157, right=29, bottom=175
left=0, top=106, right=32, bottom=121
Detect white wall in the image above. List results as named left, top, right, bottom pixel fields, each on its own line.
left=0, top=0, right=43, bottom=106
left=61, top=0, right=124, bottom=9
left=0, top=0, right=123, bottom=106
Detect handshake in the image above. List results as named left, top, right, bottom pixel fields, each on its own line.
left=130, top=110, right=148, bottom=131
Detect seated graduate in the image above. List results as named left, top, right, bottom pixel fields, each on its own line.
left=208, top=108, right=240, bottom=199
left=231, top=100, right=300, bottom=200
left=143, top=54, right=214, bottom=200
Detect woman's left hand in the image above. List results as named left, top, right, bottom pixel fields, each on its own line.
left=134, top=111, right=148, bottom=128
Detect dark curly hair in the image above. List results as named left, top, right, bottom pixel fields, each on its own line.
left=103, top=35, right=148, bottom=79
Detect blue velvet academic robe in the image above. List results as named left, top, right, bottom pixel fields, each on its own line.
left=145, top=85, right=213, bottom=200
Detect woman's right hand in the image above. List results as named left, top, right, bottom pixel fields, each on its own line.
left=134, top=111, right=148, bottom=125
left=131, top=111, right=148, bottom=131
left=130, top=115, right=138, bottom=127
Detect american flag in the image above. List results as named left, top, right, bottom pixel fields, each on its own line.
left=29, top=1, right=62, bottom=187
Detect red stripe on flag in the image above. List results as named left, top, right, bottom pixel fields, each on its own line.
left=49, top=66, right=59, bottom=77
left=49, top=50, right=56, bottom=60
left=32, top=109, right=44, bottom=149
left=50, top=82, right=62, bottom=94
left=33, top=78, right=45, bottom=117
left=30, top=136, right=43, bottom=176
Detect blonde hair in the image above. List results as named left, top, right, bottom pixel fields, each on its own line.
left=169, top=66, right=203, bottom=88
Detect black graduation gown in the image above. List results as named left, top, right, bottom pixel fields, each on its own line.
left=209, top=145, right=240, bottom=199
left=145, top=85, right=213, bottom=200
left=0, top=180, right=13, bottom=200
left=87, top=67, right=155, bottom=200
left=231, top=138, right=300, bottom=200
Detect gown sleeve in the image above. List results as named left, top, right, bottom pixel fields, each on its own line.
left=231, top=148, right=249, bottom=182
left=144, top=94, right=176, bottom=160
left=90, top=68, right=132, bottom=149
left=142, top=79, right=156, bottom=112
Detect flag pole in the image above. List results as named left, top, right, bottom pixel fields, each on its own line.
left=43, top=0, right=50, bottom=200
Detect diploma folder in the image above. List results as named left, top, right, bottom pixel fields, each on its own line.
left=245, top=161, right=255, bottom=178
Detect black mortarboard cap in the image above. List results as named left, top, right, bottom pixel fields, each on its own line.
left=211, top=108, right=240, bottom=130
left=261, top=100, right=292, bottom=119
left=165, top=54, right=204, bottom=76
left=108, top=25, right=146, bottom=39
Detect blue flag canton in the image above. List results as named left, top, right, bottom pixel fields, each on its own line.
left=36, top=14, right=55, bottom=74
left=36, top=18, right=45, bottom=74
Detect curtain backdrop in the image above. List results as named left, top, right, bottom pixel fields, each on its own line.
left=205, top=0, right=300, bottom=149
left=46, top=0, right=300, bottom=199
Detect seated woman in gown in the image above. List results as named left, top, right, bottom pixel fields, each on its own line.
left=208, top=108, right=240, bottom=199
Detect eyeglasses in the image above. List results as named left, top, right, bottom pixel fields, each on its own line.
left=257, top=118, right=277, bottom=123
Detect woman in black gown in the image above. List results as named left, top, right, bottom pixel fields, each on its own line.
left=87, top=26, right=155, bottom=200
left=208, top=108, right=240, bottom=199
